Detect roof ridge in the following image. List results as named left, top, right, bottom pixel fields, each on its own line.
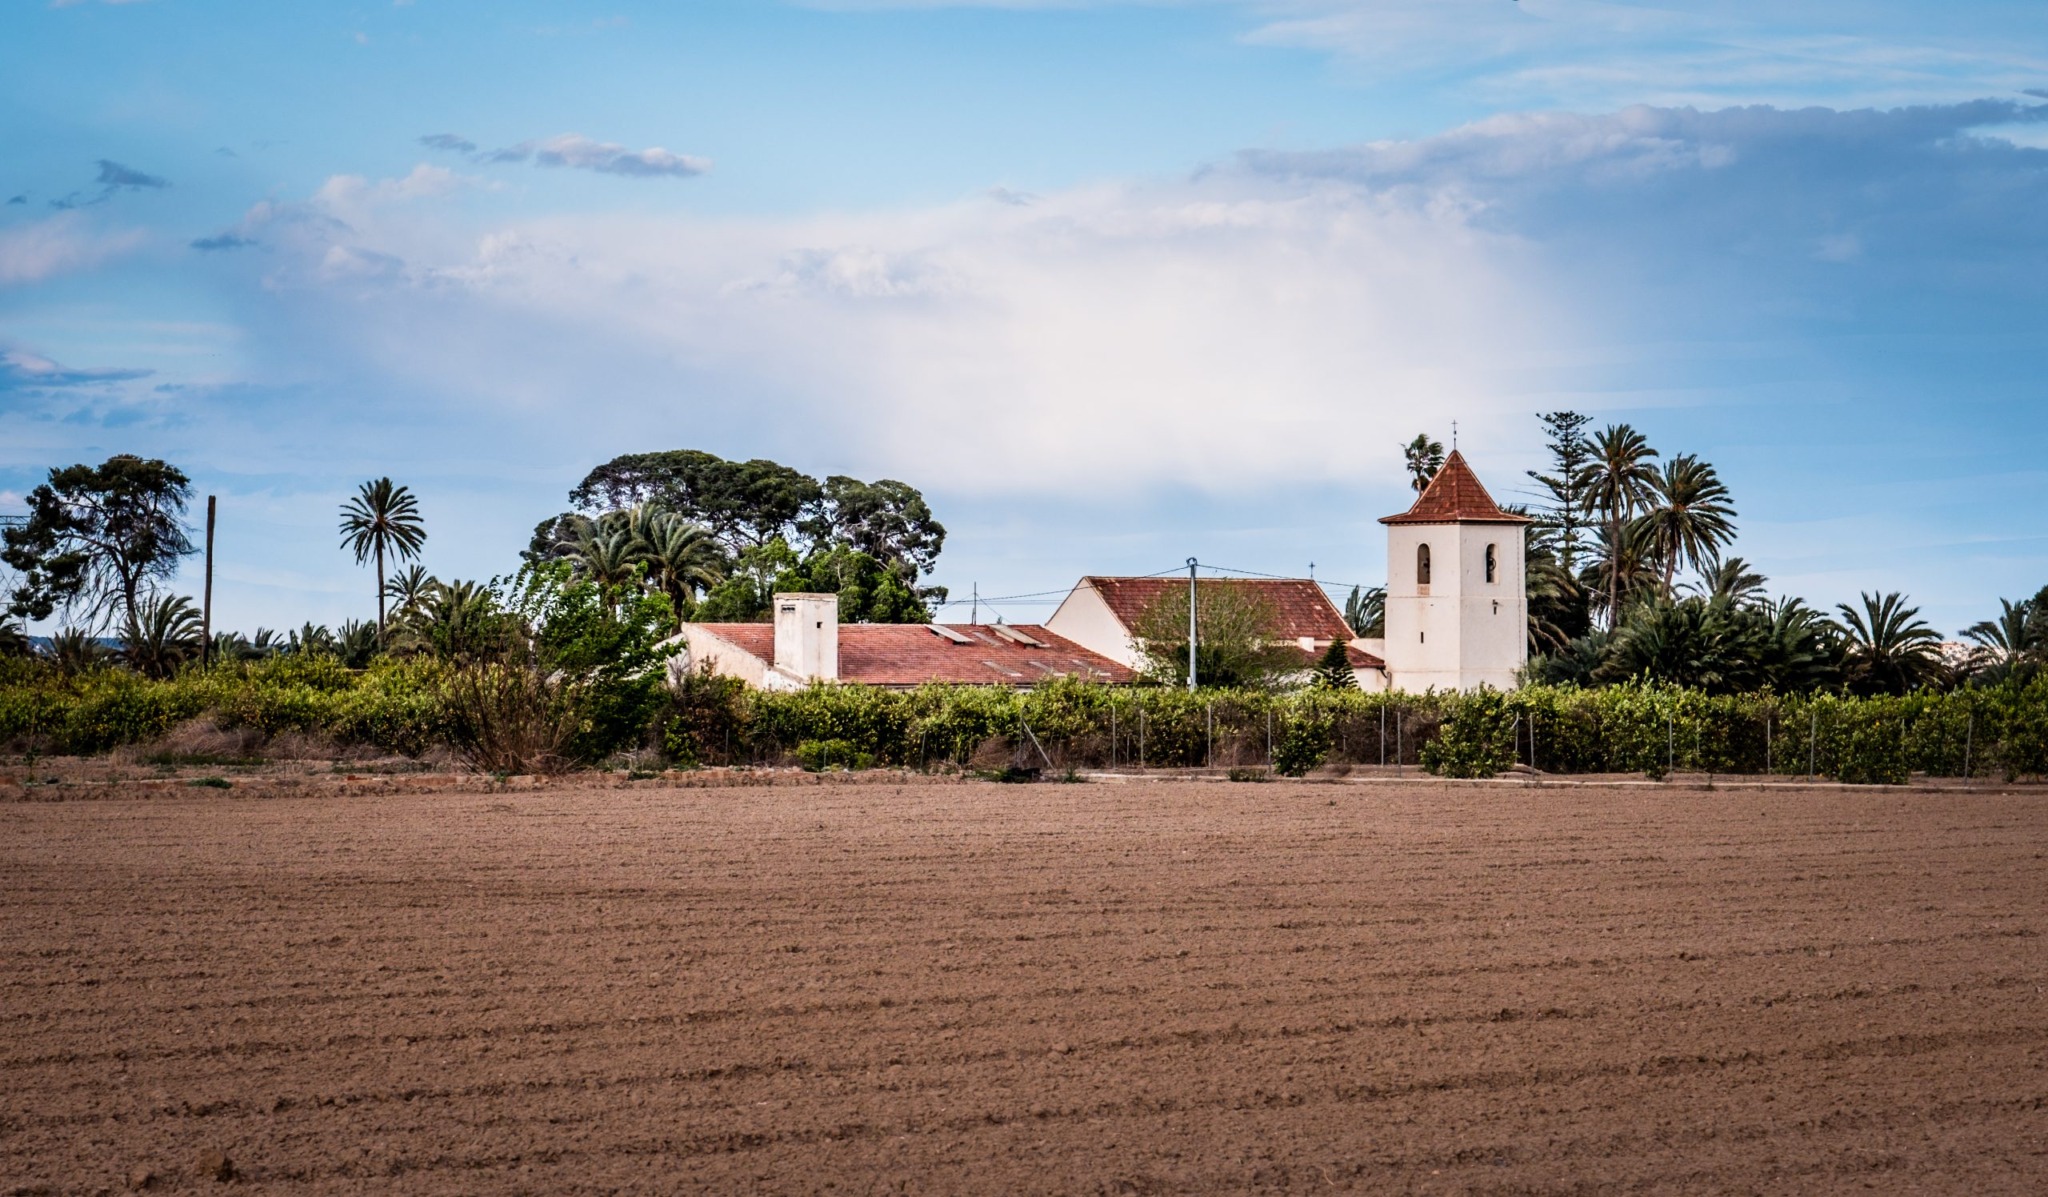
left=1380, top=449, right=1531, bottom=525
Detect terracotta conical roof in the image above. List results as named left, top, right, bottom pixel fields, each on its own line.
left=1379, top=450, right=1531, bottom=525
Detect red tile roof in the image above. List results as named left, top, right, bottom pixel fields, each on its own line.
left=683, top=623, right=1136, bottom=687
left=1379, top=450, right=1531, bottom=525
left=1079, top=577, right=1355, bottom=641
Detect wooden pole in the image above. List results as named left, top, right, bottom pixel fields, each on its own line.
left=201, top=495, right=216, bottom=666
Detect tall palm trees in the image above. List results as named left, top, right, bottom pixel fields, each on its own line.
left=1585, top=425, right=1659, bottom=628
left=339, top=479, right=427, bottom=648
left=1641, top=454, right=1737, bottom=597
left=1837, top=591, right=1941, bottom=694
left=547, top=505, right=725, bottom=625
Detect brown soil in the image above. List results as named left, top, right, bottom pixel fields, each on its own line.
left=3, top=775, right=2045, bottom=1193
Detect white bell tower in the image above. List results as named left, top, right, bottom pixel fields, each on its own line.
left=1379, top=451, right=1529, bottom=692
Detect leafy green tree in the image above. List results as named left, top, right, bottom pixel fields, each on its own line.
left=3, top=455, right=195, bottom=629
left=119, top=593, right=203, bottom=680
left=1641, top=454, right=1737, bottom=597
left=1837, top=591, right=1942, bottom=695
left=339, top=478, right=427, bottom=649
left=1527, top=411, right=1596, bottom=572
left=566, top=450, right=823, bottom=553
left=694, top=539, right=802, bottom=622
left=1129, top=583, right=1298, bottom=689
left=1344, top=585, right=1385, bottom=637
left=1401, top=434, right=1445, bottom=493
left=1585, top=425, right=1660, bottom=629
left=803, top=476, right=948, bottom=585
left=1311, top=638, right=1356, bottom=690
left=773, top=545, right=932, bottom=623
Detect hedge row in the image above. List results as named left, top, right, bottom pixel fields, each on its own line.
left=669, top=674, right=2048, bottom=784
left=4, top=656, right=2044, bottom=784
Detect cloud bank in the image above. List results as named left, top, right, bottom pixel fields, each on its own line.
left=423, top=132, right=711, bottom=178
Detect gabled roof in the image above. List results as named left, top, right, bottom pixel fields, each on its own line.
left=1379, top=450, right=1531, bottom=526
left=1078, top=577, right=1354, bottom=641
left=683, top=623, right=1135, bottom=687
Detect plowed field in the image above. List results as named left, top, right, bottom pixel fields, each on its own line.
left=4, top=776, right=2046, bottom=1193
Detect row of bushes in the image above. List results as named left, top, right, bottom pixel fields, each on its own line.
left=3, top=653, right=2044, bottom=783
left=670, top=673, right=2048, bottom=783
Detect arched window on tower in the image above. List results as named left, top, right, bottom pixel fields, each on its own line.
left=1485, top=543, right=1498, bottom=584
left=1417, top=543, right=1432, bottom=586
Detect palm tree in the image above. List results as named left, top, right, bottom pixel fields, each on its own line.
left=393, top=578, right=505, bottom=662
left=289, top=622, right=338, bottom=656
left=560, top=517, right=643, bottom=613
left=1344, top=585, right=1386, bottom=637
left=1401, top=434, right=1445, bottom=493
left=383, top=564, right=435, bottom=616
left=1962, top=598, right=2039, bottom=684
left=638, top=512, right=725, bottom=625
left=1837, top=591, right=1941, bottom=695
left=1580, top=518, right=1661, bottom=629
left=1584, top=425, right=1660, bottom=628
left=47, top=626, right=110, bottom=675
left=335, top=619, right=379, bottom=668
left=339, top=478, right=428, bottom=650
left=119, top=593, right=203, bottom=680
left=1691, top=557, right=1768, bottom=607
left=1641, top=454, right=1737, bottom=598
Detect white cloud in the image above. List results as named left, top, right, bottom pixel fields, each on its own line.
left=0, top=213, right=145, bottom=285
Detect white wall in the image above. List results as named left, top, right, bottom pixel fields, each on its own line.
left=773, top=592, right=838, bottom=683
left=1382, top=523, right=1525, bottom=692
left=1045, top=582, right=1142, bottom=668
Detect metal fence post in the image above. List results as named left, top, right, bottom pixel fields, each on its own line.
left=1808, top=708, right=1817, bottom=783
left=1963, top=711, right=1973, bottom=786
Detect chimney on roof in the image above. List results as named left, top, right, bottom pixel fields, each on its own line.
left=773, top=592, right=838, bottom=683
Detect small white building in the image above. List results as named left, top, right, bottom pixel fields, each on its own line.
left=668, top=593, right=1135, bottom=691
left=1378, top=450, right=1530, bottom=692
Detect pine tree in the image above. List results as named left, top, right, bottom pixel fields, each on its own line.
left=1312, top=637, right=1355, bottom=690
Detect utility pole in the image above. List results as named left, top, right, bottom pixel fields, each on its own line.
left=1186, top=557, right=1198, bottom=692
left=970, top=582, right=978, bottom=625
left=201, top=496, right=216, bottom=665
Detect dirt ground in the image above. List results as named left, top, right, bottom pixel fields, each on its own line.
left=3, top=771, right=2045, bottom=1194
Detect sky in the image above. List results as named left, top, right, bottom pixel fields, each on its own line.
left=2, top=0, right=2046, bottom=636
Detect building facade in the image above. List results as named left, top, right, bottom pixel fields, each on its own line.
left=1378, top=450, right=1529, bottom=692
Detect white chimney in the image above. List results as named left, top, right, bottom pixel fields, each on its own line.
left=773, top=592, right=838, bottom=683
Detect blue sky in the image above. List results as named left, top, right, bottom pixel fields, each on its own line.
left=3, top=0, right=2046, bottom=635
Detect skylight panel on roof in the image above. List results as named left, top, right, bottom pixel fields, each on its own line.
left=989, top=624, right=1048, bottom=648
left=981, top=660, right=1024, bottom=678
left=925, top=624, right=971, bottom=644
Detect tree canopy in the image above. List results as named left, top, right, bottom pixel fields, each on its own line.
left=540, top=448, right=948, bottom=623
left=2, top=455, right=194, bottom=629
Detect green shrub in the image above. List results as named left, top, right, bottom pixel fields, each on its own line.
left=795, top=738, right=871, bottom=772
left=1272, top=716, right=1331, bottom=777
left=1422, top=688, right=1516, bottom=778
